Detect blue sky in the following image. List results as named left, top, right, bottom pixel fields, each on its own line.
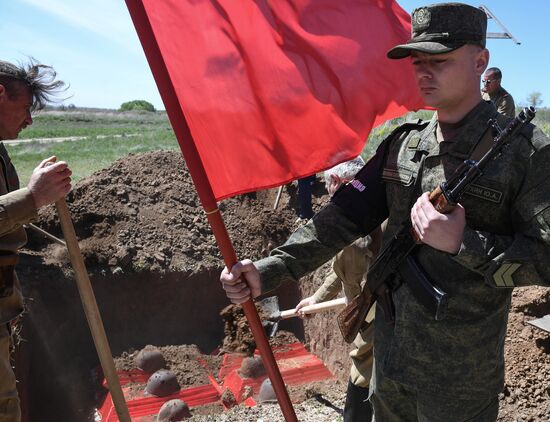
left=2, top=1, right=548, bottom=110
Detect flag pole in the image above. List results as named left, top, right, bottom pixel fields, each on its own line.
left=125, top=2, right=298, bottom=421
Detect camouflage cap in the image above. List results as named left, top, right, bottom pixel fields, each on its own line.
left=387, top=3, right=487, bottom=59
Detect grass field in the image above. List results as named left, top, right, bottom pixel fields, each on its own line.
left=4, top=106, right=549, bottom=186
left=5, top=109, right=179, bottom=185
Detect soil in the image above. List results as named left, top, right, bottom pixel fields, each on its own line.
left=34, top=150, right=305, bottom=274
left=17, top=150, right=550, bottom=421
left=220, top=303, right=301, bottom=356
left=114, top=344, right=223, bottom=388
left=499, top=286, right=550, bottom=421
left=185, top=379, right=348, bottom=422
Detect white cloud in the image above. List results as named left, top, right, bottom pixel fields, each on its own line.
left=2, top=20, right=162, bottom=109
left=4, top=21, right=92, bottom=64
left=19, top=0, right=142, bottom=55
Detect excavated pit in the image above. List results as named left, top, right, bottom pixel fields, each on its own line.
left=14, top=151, right=329, bottom=421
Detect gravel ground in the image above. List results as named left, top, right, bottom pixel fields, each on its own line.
left=187, top=394, right=346, bottom=422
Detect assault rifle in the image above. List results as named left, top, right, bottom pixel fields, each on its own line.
left=337, top=107, right=536, bottom=343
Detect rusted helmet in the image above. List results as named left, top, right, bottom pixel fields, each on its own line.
left=146, top=369, right=180, bottom=397
left=135, top=346, right=166, bottom=373
left=258, top=378, right=276, bottom=402
left=156, top=399, right=191, bottom=421
left=238, top=356, right=266, bottom=379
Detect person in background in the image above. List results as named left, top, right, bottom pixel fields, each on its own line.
left=0, top=58, right=72, bottom=421
left=296, top=175, right=316, bottom=222
left=295, top=156, right=383, bottom=422
left=481, top=67, right=516, bottom=117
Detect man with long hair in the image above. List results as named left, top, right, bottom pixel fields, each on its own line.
left=0, top=58, right=72, bottom=421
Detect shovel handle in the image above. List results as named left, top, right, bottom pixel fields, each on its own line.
left=273, top=185, right=284, bottom=210
left=279, top=297, right=347, bottom=319
left=55, top=199, right=131, bottom=422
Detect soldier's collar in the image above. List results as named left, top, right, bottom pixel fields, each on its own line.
left=407, top=114, right=438, bottom=153
left=406, top=101, right=498, bottom=159
left=448, top=101, right=498, bottom=158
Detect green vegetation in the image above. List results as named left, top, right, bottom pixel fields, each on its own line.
left=530, top=107, right=550, bottom=136
left=526, top=91, right=543, bottom=108
left=6, top=109, right=178, bottom=185
left=362, top=110, right=434, bottom=160
left=4, top=106, right=550, bottom=187
left=364, top=107, right=550, bottom=161
left=119, top=100, right=156, bottom=112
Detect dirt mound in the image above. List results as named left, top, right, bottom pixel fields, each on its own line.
left=32, top=150, right=305, bottom=274
left=499, top=286, right=550, bottom=421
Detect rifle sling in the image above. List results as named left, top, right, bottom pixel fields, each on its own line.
left=469, top=122, right=498, bottom=161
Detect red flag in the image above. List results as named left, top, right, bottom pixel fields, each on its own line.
left=133, top=0, right=422, bottom=200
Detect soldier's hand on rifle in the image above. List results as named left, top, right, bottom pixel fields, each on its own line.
left=410, top=192, right=465, bottom=254
left=295, top=296, right=317, bottom=318
left=220, top=259, right=262, bottom=304
left=28, top=156, right=72, bottom=208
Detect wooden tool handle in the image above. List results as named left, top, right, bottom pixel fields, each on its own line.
left=279, top=297, right=347, bottom=320
left=56, top=199, right=131, bottom=422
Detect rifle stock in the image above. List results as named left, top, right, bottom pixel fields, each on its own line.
left=337, top=288, right=376, bottom=344
left=337, top=107, right=536, bottom=344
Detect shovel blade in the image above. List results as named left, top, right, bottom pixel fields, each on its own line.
left=257, top=296, right=282, bottom=337
left=527, top=315, right=550, bottom=333
left=257, top=296, right=281, bottom=321
left=262, top=320, right=279, bottom=338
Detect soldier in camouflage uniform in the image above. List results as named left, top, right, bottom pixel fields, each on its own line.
left=482, top=67, right=516, bottom=118
left=220, top=3, right=550, bottom=421
left=0, top=59, right=72, bottom=422
left=295, top=157, right=383, bottom=422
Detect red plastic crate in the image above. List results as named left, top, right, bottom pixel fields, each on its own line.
left=99, top=383, right=220, bottom=421
left=98, top=342, right=333, bottom=420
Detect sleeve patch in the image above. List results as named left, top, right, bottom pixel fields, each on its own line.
left=493, top=262, right=521, bottom=287
left=381, top=167, right=415, bottom=186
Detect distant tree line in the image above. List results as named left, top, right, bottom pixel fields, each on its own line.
left=119, top=100, right=156, bottom=112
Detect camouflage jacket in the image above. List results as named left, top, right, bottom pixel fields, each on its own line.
left=482, top=86, right=515, bottom=118
left=0, top=143, right=36, bottom=323
left=256, top=100, right=550, bottom=399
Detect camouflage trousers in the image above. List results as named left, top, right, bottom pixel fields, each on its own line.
left=0, top=324, right=20, bottom=422
left=370, top=368, right=498, bottom=422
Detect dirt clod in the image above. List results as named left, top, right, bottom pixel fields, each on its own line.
left=220, top=304, right=257, bottom=355
left=220, top=302, right=302, bottom=356
left=242, top=385, right=254, bottom=400
left=220, top=389, right=238, bottom=408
